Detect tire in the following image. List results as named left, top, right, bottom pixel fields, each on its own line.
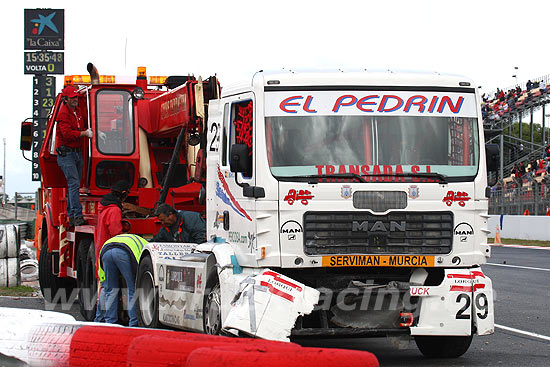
left=77, top=238, right=97, bottom=321
left=203, top=272, right=222, bottom=335
left=136, top=255, right=160, bottom=328
left=4, top=224, right=19, bottom=259
left=20, top=259, right=39, bottom=282
left=0, top=259, right=6, bottom=286
left=415, top=335, right=473, bottom=358
left=38, top=233, right=76, bottom=304
left=0, top=226, right=5, bottom=259
left=8, top=258, right=20, bottom=287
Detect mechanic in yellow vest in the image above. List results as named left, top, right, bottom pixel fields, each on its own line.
left=97, top=234, right=147, bottom=326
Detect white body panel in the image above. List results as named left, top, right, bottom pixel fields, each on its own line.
left=410, top=268, right=494, bottom=336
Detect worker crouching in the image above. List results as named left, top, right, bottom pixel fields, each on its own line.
left=97, top=234, right=147, bottom=327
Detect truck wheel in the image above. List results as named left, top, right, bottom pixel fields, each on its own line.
left=203, top=273, right=222, bottom=335
left=77, top=239, right=97, bottom=321
left=136, top=255, right=160, bottom=328
left=38, top=233, right=76, bottom=304
left=415, top=335, right=473, bottom=358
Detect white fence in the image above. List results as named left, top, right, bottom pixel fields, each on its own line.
left=488, top=215, right=550, bottom=241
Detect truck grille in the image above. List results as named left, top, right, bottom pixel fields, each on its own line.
left=304, top=211, right=453, bottom=255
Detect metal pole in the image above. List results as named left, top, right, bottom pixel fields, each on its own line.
left=519, top=114, right=522, bottom=153
left=543, top=106, right=547, bottom=146
left=500, top=133, right=504, bottom=181
left=2, top=138, right=5, bottom=205
left=14, top=192, right=17, bottom=220
left=530, top=107, right=534, bottom=151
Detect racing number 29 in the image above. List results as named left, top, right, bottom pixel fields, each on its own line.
left=455, top=293, right=489, bottom=320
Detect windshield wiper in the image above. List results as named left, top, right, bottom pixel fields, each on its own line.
left=274, top=173, right=368, bottom=184
left=367, top=172, right=448, bottom=184
left=274, top=172, right=447, bottom=184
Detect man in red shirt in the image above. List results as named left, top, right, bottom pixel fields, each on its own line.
left=95, top=180, right=130, bottom=270
left=93, top=180, right=130, bottom=322
left=56, top=85, right=93, bottom=226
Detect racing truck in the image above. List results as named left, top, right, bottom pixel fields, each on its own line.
left=135, top=70, right=497, bottom=358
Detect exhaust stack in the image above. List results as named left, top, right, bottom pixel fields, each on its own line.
left=87, top=63, right=100, bottom=85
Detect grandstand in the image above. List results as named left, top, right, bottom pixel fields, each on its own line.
left=485, top=74, right=550, bottom=215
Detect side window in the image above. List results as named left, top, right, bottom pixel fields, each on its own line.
left=230, top=100, right=253, bottom=177
left=221, top=103, right=229, bottom=166
left=96, top=90, right=135, bottom=155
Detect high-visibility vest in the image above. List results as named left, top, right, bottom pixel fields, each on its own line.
left=97, top=234, right=147, bottom=283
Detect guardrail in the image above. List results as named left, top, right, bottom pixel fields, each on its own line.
left=489, top=182, right=550, bottom=215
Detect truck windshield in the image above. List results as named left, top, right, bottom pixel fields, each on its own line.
left=95, top=89, right=135, bottom=155
left=265, top=90, right=479, bottom=181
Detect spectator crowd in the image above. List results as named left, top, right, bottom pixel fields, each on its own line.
left=482, top=78, right=548, bottom=127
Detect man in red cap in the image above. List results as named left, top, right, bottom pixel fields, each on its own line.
left=56, top=85, right=93, bottom=226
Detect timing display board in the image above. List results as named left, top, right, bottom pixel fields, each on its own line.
left=32, top=75, right=55, bottom=181
left=24, top=51, right=64, bottom=75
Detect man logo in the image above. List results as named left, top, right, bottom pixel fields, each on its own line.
left=352, top=220, right=406, bottom=232
left=454, top=222, right=474, bottom=242
left=281, top=220, right=303, bottom=241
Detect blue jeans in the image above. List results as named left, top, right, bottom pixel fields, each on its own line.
left=94, top=284, right=106, bottom=322
left=102, top=247, right=138, bottom=326
left=57, top=151, right=83, bottom=219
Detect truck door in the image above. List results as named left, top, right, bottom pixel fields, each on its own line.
left=210, top=94, right=257, bottom=267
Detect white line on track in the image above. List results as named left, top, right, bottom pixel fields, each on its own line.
left=495, top=324, right=550, bottom=342
left=490, top=244, right=550, bottom=250
left=485, top=263, right=550, bottom=272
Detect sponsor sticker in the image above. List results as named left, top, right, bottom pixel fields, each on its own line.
left=284, top=189, right=314, bottom=205
left=322, top=255, right=434, bottom=267
left=165, top=266, right=195, bottom=292
left=265, top=91, right=477, bottom=118
left=443, top=190, right=471, bottom=207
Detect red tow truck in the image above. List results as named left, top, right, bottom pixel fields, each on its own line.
left=21, top=63, right=217, bottom=319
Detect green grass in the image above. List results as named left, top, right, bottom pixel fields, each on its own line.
left=0, top=285, right=36, bottom=297
left=488, top=238, right=550, bottom=247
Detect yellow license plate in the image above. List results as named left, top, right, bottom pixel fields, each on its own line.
left=322, top=255, right=435, bottom=267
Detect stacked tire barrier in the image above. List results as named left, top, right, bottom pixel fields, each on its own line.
left=19, top=241, right=39, bottom=282
left=0, top=224, right=20, bottom=287
left=0, top=308, right=380, bottom=367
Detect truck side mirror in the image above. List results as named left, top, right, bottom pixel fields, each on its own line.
left=230, top=144, right=252, bottom=177
left=20, top=121, right=32, bottom=151
left=485, top=144, right=499, bottom=172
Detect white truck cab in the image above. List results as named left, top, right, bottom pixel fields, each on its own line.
left=137, top=70, right=495, bottom=358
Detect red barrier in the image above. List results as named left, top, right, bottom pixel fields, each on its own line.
left=126, top=334, right=300, bottom=367
left=186, top=345, right=379, bottom=367
left=27, top=323, right=83, bottom=367
left=69, top=325, right=224, bottom=367
left=70, top=325, right=378, bottom=367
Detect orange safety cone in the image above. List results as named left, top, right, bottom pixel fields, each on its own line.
left=494, top=225, right=502, bottom=244
left=523, top=209, right=530, bottom=216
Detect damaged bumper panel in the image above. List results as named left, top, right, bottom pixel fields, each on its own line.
left=223, top=269, right=320, bottom=341
left=410, top=267, right=494, bottom=336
